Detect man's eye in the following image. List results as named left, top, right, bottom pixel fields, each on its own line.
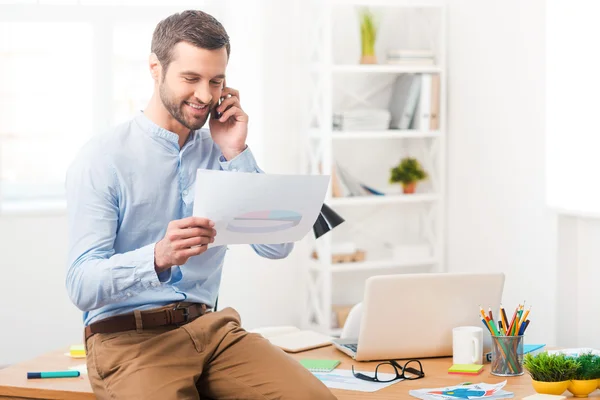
left=210, top=80, right=223, bottom=86
left=184, top=77, right=198, bottom=82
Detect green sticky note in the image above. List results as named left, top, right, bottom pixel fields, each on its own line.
left=448, top=364, right=484, bottom=374
left=299, top=359, right=340, bottom=372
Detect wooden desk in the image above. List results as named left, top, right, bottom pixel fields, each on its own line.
left=0, top=345, right=596, bottom=399
left=0, top=349, right=93, bottom=400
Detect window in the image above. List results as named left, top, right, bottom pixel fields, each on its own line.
left=0, top=2, right=223, bottom=203
left=113, top=23, right=156, bottom=125
left=0, top=22, right=93, bottom=200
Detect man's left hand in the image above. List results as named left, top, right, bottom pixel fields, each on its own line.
left=209, top=86, right=248, bottom=160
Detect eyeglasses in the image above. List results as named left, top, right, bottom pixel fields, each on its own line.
left=352, top=359, right=425, bottom=383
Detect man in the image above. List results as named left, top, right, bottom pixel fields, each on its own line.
left=66, top=10, right=336, bottom=400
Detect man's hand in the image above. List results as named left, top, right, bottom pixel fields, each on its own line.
left=209, top=85, right=248, bottom=160
left=154, top=217, right=217, bottom=274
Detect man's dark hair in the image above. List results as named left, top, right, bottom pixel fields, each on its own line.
left=151, top=10, right=230, bottom=75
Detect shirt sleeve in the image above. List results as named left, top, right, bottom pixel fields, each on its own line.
left=65, top=149, right=164, bottom=312
left=218, top=145, right=294, bottom=259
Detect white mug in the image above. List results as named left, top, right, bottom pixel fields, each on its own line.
left=453, top=326, right=483, bottom=365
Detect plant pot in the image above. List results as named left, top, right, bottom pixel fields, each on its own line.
left=531, top=380, right=569, bottom=396
left=568, top=379, right=598, bottom=397
left=360, top=54, right=377, bottom=64
left=402, top=182, right=417, bottom=194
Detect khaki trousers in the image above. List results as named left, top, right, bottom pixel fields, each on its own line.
left=85, top=306, right=337, bottom=400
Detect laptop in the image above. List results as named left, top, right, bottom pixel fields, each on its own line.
left=332, top=272, right=505, bottom=361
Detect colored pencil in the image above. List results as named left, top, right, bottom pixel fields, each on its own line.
left=500, top=304, right=509, bottom=334
left=507, top=307, right=518, bottom=336
left=479, top=305, right=487, bottom=321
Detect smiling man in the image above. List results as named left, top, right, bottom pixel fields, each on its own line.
left=65, top=10, right=336, bottom=400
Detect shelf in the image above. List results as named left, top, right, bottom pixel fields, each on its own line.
left=310, top=257, right=438, bottom=273
left=310, top=129, right=441, bottom=139
left=329, top=193, right=438, bottom=206
left=329, top=64, right=442, bottom=74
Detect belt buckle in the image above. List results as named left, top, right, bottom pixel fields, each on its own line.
left=173, top=303, right=190, bottom=326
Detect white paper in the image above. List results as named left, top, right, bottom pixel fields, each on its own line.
left=409, top=381, right=513, bottom=399
left=193, top=170, right=330, bottom=245
left=547, top=348, right=600, bottom=357
left=312, top=369, right=402, bottom=392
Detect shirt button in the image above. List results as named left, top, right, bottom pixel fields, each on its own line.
left=182, top=189, right=188, bottom=196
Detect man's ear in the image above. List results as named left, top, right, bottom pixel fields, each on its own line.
left=149, top=53, right=162, bottom=83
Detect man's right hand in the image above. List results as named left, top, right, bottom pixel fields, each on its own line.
left=154, top=217, right=217, bottom=273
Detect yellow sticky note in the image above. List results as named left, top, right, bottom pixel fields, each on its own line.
left=69, top=344, right=86, bottom=358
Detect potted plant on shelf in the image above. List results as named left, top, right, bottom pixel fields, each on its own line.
left=389, top=157, right=428, bottom=194
left=568, top=353, right=600, bottom=398
left=358, top=7, right=378, bottom=64
left=524, top=353, right=579, bottom=396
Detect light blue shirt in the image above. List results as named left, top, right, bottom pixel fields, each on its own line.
left=65, top=112, right=294, bottom=326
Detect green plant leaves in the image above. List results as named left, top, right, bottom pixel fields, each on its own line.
left=358, top=8, right=377, bottom=56
left=523, top=353, right=579, bottom=382
left=574, top=353, right=600, bottom=380
left=389, top=157, right=428, bottom=185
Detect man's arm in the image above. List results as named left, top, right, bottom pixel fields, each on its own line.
left=219, top=146, right=294, bottom=259
left=65, top=153, right=166, bottom=312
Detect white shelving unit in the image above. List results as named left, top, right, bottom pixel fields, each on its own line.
left=302, top=0, right=447, bottom=336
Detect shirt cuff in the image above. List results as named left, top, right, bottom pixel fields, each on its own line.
left=219, top=146, right=260, bottom=173
left=133, top=243, right=164, bottom=288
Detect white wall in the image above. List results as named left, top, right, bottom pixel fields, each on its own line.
left=0, top=213, right=82, bottom=366
left=556, top=216, right=600, bottom=348
left=1, top=0, right=566, bottom=365
left=547, top=2, right=600, bottom=349
left=0, top=1, right=306, bottom=366
left=446, top=0, right=556, bottom=345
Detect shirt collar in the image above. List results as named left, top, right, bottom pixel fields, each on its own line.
left=134, top=111, right=198, bottom=147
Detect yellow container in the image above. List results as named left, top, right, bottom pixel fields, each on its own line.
left=568, top=379, right=598, bottom=397
left=531, top=380, right=569, bottom=396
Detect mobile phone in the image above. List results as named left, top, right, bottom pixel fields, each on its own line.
left=214, top=97, right=222, bottom=119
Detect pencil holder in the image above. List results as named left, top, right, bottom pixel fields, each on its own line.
left=491, top=335, right=524, bottom=376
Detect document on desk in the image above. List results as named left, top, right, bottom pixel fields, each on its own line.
left=312, top=369, right=401, bottom=392
left=409, top=381, right=513, bottom=399
left=193, top=170, right=330, bottom=246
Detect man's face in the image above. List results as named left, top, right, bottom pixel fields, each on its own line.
left=158, top=42, right=228, bottom=131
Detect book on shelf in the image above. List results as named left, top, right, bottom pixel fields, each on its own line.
left=389, top=73, right=421, bottom=130
left=388, top=73, right=441, bottom=131
left=332, top=162, right=383, bottom=197
left=412, top=73, right=431, bottom=130
left=386, top=49, right=436, bottom=66
left=430, top=74, right=441, bottom=130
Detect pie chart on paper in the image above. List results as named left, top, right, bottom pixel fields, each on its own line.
left=226, top=210, right=303, bottom=233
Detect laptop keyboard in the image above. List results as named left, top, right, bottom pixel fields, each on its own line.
left=342, top=343, right=358, bottom=352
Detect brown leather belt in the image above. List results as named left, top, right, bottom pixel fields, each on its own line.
left=84, top=303, right=208, bottom=341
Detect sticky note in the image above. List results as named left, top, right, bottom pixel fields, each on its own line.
left=69, top=344, right=86, bottom=358
left=448, top=364, right=483, bottom=375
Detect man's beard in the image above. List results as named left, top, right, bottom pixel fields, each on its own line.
left=159, top=81, right=209, bottom=131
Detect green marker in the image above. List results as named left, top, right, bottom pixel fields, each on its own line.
left=27, top=370, right=80, bottom=379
